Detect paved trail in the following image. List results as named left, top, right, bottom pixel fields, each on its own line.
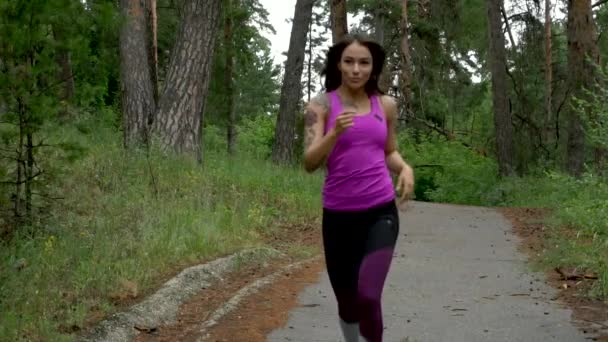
left=267, top=201, right=590, bottom=342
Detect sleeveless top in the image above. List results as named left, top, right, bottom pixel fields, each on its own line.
left=322, top=90, right=396, bottom=211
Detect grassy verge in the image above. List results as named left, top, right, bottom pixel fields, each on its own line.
left=497, top=172, right=608, bottom=300
left=0, top=116, right=323, bottom=341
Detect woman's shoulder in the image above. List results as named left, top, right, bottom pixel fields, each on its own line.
left=377, top=94, right=398, bottom=119
left=307, top=92, right=331, bottom=114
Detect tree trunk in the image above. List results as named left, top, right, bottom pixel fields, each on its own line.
left=152, top=0, right=222, bottom=162
left=544, top=0, right=553, bottom=145
left=52, top=26, right=75, bottom=120
left=119, top=0, right=156, bottom=148
left=375, top=3, right=391, bottom=93
left=330, top=0, right=347, bottom=43
left=148, top=0, right=159, bottom=102
left=225, top=0, right=236, bottom=155
left=52, top=26, right=75, bottom=101
left=487, top=0, right=515, bottom=177
left=566, top=0, right=600, bottom=177
left=26, top=132, right=33, bottom=220
left=307, top=16, right=313, bottom=103
left=57, top=51, right=75, bottom=100
left=399, top=0, right=413, bottom=123
left=15, top=99, right=24, bottom=220
left=272, top=0, right=314, bottom=164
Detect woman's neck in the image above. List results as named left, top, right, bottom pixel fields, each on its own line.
left=337, top=85, right=368, bottom=101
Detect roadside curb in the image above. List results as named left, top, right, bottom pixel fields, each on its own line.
left=77, top=247, right=284, bottom=342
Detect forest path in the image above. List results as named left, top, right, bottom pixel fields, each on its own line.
left=267, top=201, right=590, bottom=342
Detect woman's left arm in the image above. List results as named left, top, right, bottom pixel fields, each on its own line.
left=382, top=96, right=415, bottom=201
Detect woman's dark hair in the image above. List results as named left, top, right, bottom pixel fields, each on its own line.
left=321, top=34, right=386, bottom=95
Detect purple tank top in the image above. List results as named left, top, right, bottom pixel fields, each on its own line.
left=322, top=90, right=395, bottom=211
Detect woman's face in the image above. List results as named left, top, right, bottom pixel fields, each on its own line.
left=338, top=41, right=373, bottom=90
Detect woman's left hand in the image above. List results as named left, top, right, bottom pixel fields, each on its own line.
left=396, top=164, right=415, bottom=203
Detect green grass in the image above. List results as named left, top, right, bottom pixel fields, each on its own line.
left=0, top=115, right=323, bottom=341
left=498, top=172, right=608, bottom=300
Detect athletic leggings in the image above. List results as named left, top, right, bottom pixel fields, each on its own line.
left=322, top=200, right=400, bottom=342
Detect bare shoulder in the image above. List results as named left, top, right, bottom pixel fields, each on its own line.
left=308, top=92, right=330, bottom=112
left=379, top=95, right=398, bottom=120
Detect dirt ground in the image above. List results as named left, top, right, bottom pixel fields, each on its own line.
left=500, top=207, right=608, bottom=341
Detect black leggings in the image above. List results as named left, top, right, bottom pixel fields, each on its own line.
left=322, top=200, right=399, bottom=342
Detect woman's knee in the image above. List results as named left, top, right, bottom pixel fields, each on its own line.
left=358, top=288, right=381, bottom=311
left=336, top=288, right=359, bottom=322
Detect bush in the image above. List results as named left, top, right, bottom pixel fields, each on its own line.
left=398, top=131, right=499, bottom=205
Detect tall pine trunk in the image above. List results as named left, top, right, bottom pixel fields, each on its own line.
left=119, top=0, right=156, bottom=148
left=272, top=0, right=314, bottom=164
left=375, top=3, right=391, bottom=93
left=544, top=0, right=553, bottom=146
left=399, top=0, right=413, bottom=123
left=52, top=26, right=75, bottom=102
left=487, top=0, right=515, bottom=176
left=330, top=0, right=347, bottom=43
left=566, top=0, right=600, bottom=176
left=152, top=0, right=222, bottom=162
left=307, top=17, right=313, bottom=103
left=148, top=0, right=159, bottom=102
left=225, top=0, right=236, bottom=155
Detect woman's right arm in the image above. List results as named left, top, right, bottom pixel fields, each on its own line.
left=303, top=94, right=338, bottom=173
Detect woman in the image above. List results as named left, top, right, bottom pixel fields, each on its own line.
left=303, top=34, right=414, bottom=342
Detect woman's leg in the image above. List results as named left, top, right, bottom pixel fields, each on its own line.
left=322, top=208, right=366, bottom=341
left=358, top=202, right=400, bottom=342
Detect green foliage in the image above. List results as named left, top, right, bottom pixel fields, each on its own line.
left=497, top=171, right=608, bottom=299
left=572, top=64, right=608, bottom=151
left=595, top=4, right=608, bottom=65
left=0, top=0, right=120, bottom=215
left=234, top=114, right=277, bottom=158
left=0, top=113, right=322, bottom=341
left=398, top=131, right=499, bottom=205
left=205, top=0, right=280, bottom=127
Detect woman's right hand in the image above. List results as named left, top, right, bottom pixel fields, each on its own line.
left=331, top=111, right=355, bottom=137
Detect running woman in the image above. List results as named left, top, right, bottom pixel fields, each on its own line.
left=303, top=34, right=415, bottom=342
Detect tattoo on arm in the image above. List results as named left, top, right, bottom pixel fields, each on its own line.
left=304, top=93, right=328, bottom=150
left=304, top=108, right=318, bottom=149
left=310, top=93, right=329, bottom=112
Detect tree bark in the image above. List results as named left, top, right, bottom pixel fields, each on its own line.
left=375, top=3, right=392, bottom=93
left=147, top=0, right=159, bottom=102
left=399, top=0, right=413, bottom=123
left=152, top=0, right=222, bottom=162
left=52, top=27, right=75, bottom=102
left=272, top=0, right=314, bottom=164
left=544, top=0, right=553, bottom=145
left=330, top=0, right=348, bottom=43
left=15, top=99, right=24, bottom=219
left=119, top=0, right=156, bottom=148
left=566, top=0, right=600, bottom=177
left=487, top=0, right=515, bottom=177
left=225, top=0, right=236, bottom=155
left=26, top=132, right=33, bottom=220
left=307, top=16, right=313, bottom=102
